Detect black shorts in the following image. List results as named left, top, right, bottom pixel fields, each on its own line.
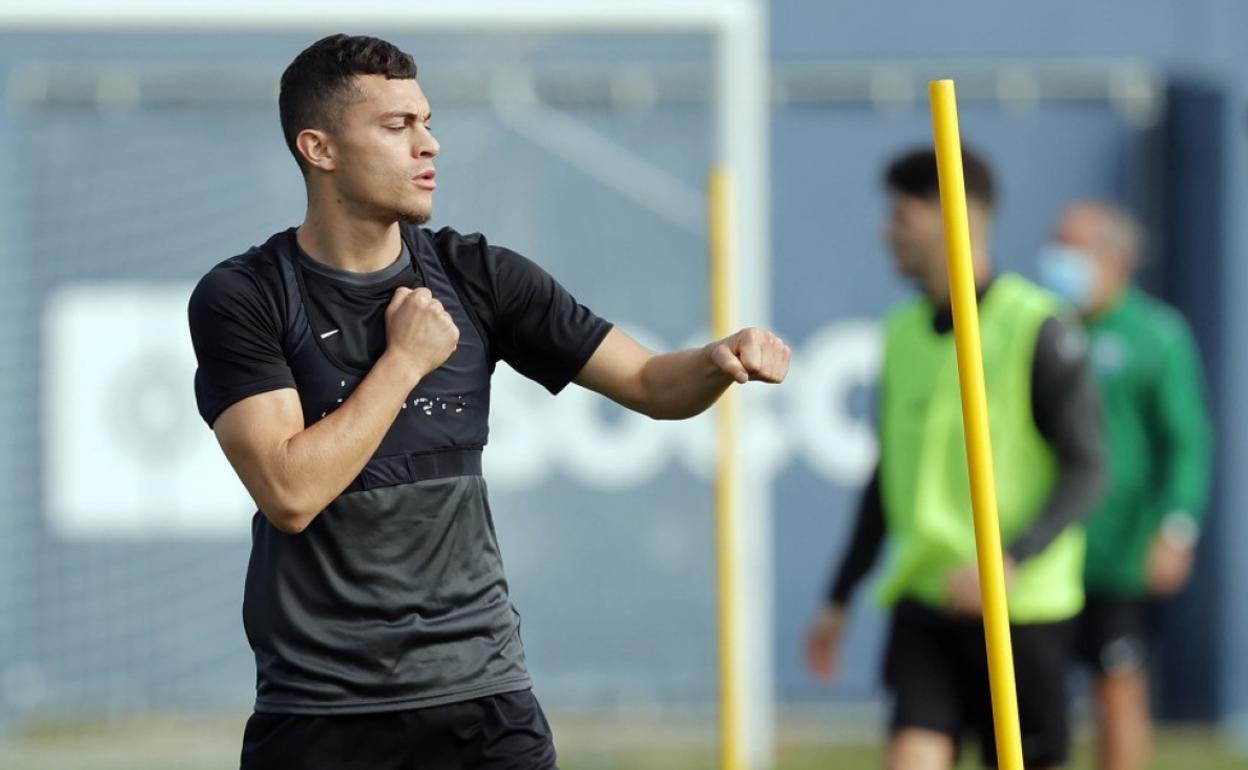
left=239, top=689, right=557, bottom=770
left=883, top=599, right=1073, bottom=768
left=1075, top=593, right=1154, bottom=677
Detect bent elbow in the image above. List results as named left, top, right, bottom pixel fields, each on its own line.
left=654, top=407, right=703, bottom=421
left=270, top=513, right=311, bottom=535
left=262, top=508, right=308, bottom=535
left=641, top=402, right=702, bottom=421
left=261, top=495, right=320, bottom=535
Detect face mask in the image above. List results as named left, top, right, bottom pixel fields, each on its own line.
left=1036, top=243, right=1096, bottom=309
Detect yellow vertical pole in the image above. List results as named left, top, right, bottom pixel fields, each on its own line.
left=709, top=167, right=746, bottom=770
left=928, top=79, right=1026, bottom=770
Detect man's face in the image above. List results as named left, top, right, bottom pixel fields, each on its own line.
left=326, top=74, right=440, bottom=224
left=885, top=193, right=945, bottom=281
left=1053, top=205, right=1128, bottom=311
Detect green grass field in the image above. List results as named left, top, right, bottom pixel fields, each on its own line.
left=562, top=736, right=1247, bottom=770
left=0, top=714, right=1243, bottom=770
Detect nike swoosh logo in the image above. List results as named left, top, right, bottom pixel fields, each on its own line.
left=320, top=329, right=340, bottom=339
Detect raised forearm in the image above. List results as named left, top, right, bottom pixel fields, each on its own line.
left=214, top=287, right=460, bottom=535
left=260, top=354, right=418, bottom=531
left=635, top=345, right=736, bottom=420
left=574, top=326, right=789, bottom=420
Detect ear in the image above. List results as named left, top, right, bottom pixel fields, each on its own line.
left=296, top=128, right=335, bottom=172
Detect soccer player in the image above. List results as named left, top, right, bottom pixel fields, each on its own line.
left=188, top=34, right=789, bottom=770
left=805, top=148, right=1105, bottom=770
left=1039, top=201, right=1213, bottom=770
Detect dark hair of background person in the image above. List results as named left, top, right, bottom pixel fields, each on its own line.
left=885, top=145, right=997, bottom=210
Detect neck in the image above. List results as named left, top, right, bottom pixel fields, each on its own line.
left=1086, top=285, right=1129, bottom=321
left=297, top=192, right=403, bottom=273
left=923, top=249, right=993, bottom=305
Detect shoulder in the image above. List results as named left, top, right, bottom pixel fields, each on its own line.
left=884, top=296, right=928, bottom=326
left=425, top=225, right=483, bottom=251
left=424, top=225, right=488, bottom=263
left=192, top=249, right=271, bottom=296
left=422, top=224, right=555, bottom=303
left=1036, top=314, right=1088, bottom=365
left=1131, top=290, right=1193, bottom=345
left=423, top=225, right=532, bottom=274
left=999, top=273, right=1065, bottom=314
left=996, top=275, right=1081, bottom=352
left=188, top=237, right=285, bottom=324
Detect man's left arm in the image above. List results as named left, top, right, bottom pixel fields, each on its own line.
left=573, top=326, right=790, bottom=419
left=947, top=316, right=1105, bottom=613
left=1145, top=318, right=1214, bottom=595
left=449, top=233, right=790, bottom=410
left=1006, top=316, right=1107, bottom=564
left=1152, top=320, right=1214, bottom=533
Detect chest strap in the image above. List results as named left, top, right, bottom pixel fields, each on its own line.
left=343, top=447, right=483, bottom=494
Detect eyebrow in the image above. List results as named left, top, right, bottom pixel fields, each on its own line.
left=379, top=110, right=431, bottom=122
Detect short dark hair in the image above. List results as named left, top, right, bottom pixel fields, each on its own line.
left=279, top=34, right=418, bottom=172
left=884, top=145, right=996, bottom=210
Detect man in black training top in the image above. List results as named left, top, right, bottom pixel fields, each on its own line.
left=188, top=34, right=790, bottom=770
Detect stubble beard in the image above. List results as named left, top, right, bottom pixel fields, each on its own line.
left=355, top=174, right=432, bottom=225
left=400, top=207, right=432, bottom=225
left=397, top=188, right=433, bottom=225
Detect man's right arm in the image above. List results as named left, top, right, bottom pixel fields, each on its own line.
left=213, top=351, right=423, bottom=534
left=826, top=464, right=887, bottom=609
left=806, top=464, right=886, bottom=680
left=198, top=282, right=459, bottom=534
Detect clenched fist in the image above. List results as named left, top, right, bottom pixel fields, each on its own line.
left=706, top=327, right=790, bottom=384
left=384, top=287, right=460, bottom=381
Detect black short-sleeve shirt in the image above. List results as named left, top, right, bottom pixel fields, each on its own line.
left=187, top=225, right=612, bottom=715
left=188, top=225, right=612, bottom=426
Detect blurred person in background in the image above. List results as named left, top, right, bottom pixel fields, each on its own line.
left=1038, top=202, right=1213, bottom=770
left=805, top=148, right=1105, bottom=770
left=188, top=34, right=790, bottom=770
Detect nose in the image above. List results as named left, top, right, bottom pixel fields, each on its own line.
left=414, top=127, right=439, bottom=159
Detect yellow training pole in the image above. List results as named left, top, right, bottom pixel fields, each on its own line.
left=928, top=79, right=1026, bottom=770
left=709, top=168, right=746, bottom=770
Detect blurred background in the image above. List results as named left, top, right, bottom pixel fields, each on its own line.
left=2, top=0, right=1247, bottom=768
